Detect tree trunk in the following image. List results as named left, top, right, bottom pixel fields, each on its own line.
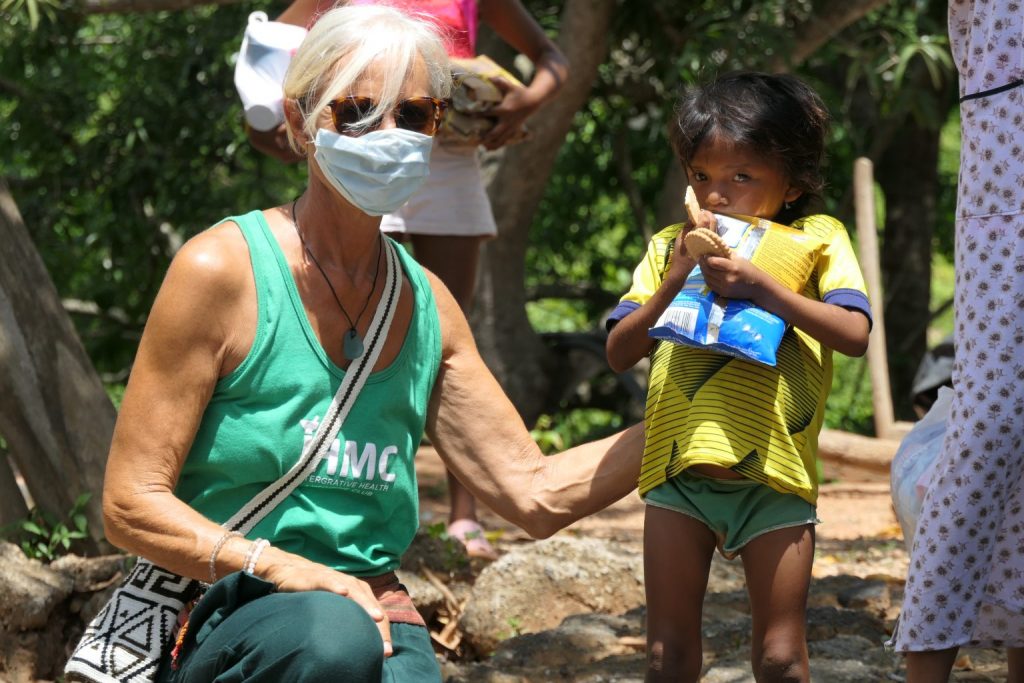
left=769, top=0, right=894, bottom=71
left=0, top=451, right=29, bottom=527
left=0, top=181, right=114, bottom=553
left=876, top=119, right=941, bottom=420
left=473, top=0, right=616, bottom=424
left=654, top=160, right=688, bottom=231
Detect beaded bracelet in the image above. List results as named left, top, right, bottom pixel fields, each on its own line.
left=209, top=530, right=243, bottom=584
left=243, top=538, right=270, bottom=575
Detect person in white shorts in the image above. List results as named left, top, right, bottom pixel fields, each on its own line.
left=246, top=0, right=570, bottom=560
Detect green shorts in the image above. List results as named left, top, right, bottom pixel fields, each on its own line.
left=645, top=469, right=819, bottom=560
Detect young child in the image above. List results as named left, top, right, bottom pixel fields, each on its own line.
left=606, top=72, right=872, bottom=682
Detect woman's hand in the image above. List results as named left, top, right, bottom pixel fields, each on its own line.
left=700, top=254, right=769, bottom=302
left=261, top=547, right=393, bottom=657
left=480, top=77, right=541, bottom=150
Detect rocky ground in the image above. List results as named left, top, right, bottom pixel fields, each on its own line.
left=413, top=447, right=1013, bottom=682
left=0, top=446, right=1013, bottom=682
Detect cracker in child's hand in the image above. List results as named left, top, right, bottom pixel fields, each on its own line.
left=683, top=186, right=701, bottom=225
left=684, top=227, right=732, bottom=259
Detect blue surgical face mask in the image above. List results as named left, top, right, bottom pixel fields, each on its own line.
left=312, top=127, right=433, bottom=216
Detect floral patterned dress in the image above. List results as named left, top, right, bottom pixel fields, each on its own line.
left=892, top=0, right=1024, bottom=651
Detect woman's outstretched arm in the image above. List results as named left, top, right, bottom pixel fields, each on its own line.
left=424, top=271, right=644, bottom=539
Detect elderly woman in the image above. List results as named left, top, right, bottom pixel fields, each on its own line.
left=254, top=0, right=571, bottom=561
left=100, top=5, right=641, bottom=681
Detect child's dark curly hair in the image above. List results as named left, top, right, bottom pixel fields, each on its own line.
left=668, top=71, right=831, bottom=223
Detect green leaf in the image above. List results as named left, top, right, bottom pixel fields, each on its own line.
left=21, top=521, right=45, bottom=536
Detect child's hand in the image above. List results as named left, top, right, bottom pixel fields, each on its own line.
left=674, top=212, right=719, bottom=265
left=668, top=211, right=722, bottom=284
left=691, top=208, right=716, bottom=231
left=668, top=226, right=698, bottom=280
left=700, top=254, right=769, bottom=302
left=682, top=186, right=715, bottom=231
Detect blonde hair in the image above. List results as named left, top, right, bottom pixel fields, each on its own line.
left=283, top=4, right=452, bottom=151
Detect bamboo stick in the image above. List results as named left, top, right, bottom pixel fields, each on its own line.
left=853, top=158, right=904, bottom=440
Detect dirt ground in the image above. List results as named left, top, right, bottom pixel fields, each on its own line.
left=416, top=447, right=1017, bottom=681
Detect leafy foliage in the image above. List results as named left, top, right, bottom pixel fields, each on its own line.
left=530, top=409, right=624, bottom=454
left=521, top=0, right=956, bottom=436
left=3, top=493, right=92, bottom=562
left=1, top=0, right=957, bottom=440
left=424, top=521, right=470, bottom=570
left=1, top=0, right=60, bottom=29
left=1, top=3, right=303, bottom=376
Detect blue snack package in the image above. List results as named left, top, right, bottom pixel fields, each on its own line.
left=649, top=266, right=788, bottom=365
left=648, top=214, right=823, bottom=366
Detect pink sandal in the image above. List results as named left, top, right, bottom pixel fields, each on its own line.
left=447, top=519, right=499, bottom=560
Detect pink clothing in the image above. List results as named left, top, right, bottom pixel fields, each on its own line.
left=346, top=0, right=478, bottom=57
left=309, top=0, right=496, bottom=236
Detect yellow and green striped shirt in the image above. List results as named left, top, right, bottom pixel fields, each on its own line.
left=608, top=215, right=871, bottom=504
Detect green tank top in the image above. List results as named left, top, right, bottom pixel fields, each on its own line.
left=175, top=210, right=441, bottom=576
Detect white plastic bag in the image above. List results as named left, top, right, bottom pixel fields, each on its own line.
left=890, top=386, right=953, bottom=549
left=234, top=11, right=307, bottom=131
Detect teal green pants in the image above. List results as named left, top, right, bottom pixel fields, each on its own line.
left=159, top=572, right=440, bottom=682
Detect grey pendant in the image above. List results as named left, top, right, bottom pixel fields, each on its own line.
left=343, top=328, right=364, bottom=360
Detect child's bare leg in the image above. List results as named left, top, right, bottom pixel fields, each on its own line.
left=904, top=648, right=958, bottom=682
left=644, top=505, right=717, bottom=683
left=740, top=524, right=815, bottom=683
left=1006, top=647, right=1024, bottom=683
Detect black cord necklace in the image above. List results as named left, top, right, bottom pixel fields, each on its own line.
left=291, top=199, right=383, bottom=360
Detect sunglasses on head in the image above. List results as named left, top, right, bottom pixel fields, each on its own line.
left=328, top=96, right=448, bottom=137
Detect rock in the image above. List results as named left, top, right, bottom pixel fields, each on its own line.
left=0, top=542, right=73, bottom=631
left=441, top=664, right=529, bottom=683
left=806, top=606, right=888, bottom=642
left=808, top=657, right=887, bottom=682
left=460, top=537, right=645, bottom=655
left=52, top=553, right=128, bottom=625
left=837, top=579, right=890, bottom=613
left=487, top=613, right=638, bottom=669
left=701, top=664, right=755, bottom=682
left=808, top=633, right=896, bottom=670
left=0, top=544, right=115, bottom=681
left=395, top=570, right=445, bottom=623
left=49, top=553, right=126, bottom=593
left=705, top=554, right=748, bottom=593
left=808, top=575, right=892, bottom=623
left=705, top=588, right=751, bottom=614
left=402, top=527, right=475, bottom=579
left=445, top=610, right=648, bottom=682
left=701, top=603, right=752, bottom=653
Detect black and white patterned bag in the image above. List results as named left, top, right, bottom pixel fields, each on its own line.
left=64, top=562, right=199, bottom=682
